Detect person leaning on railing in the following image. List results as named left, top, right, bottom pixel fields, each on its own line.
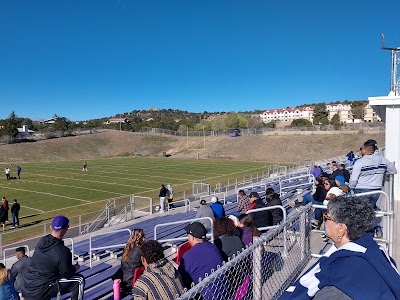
left=281, top=196, right=400, bottom=300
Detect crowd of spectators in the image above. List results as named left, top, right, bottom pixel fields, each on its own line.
left=3, top=138, right=399, bottom=299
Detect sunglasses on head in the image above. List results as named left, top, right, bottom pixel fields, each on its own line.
left=323, top=212, right=335, bottom=222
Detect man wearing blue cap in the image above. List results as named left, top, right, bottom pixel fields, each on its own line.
left=21, top=215, right=85, bottom=300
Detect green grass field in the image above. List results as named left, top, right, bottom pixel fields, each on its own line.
left=0, top=157, right=269, bottom=242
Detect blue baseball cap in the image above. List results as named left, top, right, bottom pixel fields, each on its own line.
left=335, top=175, right=345, bottom=186
left=51, top=215, right=69, bottom=230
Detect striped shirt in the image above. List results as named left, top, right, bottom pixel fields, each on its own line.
left=132, top=258, right=185, bottom=300
left=349, top=152, right=397, bottom=189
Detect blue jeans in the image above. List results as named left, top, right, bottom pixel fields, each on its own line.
left=12, top=213, right=19, bottom=227
left=301, top=194, right=325, bottom=221
left=354, top=188, right=381, bottom=228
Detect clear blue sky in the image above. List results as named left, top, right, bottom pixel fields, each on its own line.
left=0, top=0, right=399, bottom=121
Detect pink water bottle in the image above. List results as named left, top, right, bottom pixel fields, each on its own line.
left=113, top=279, right=121, bottom=300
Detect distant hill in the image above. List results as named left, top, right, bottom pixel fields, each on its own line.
left=0, top=129, right=385, bottom=164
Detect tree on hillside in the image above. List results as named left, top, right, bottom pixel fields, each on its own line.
left=53, top=117, right=70, bottom=132
left=313, top=103, right=329, bottom=125
left=291, top=118, right=313, bottom=127
left=224, top=112, right=241, bottom=129
left=351, top=101, right=366, bottom=120
left=1, top=111, right=19, bottom=138
left=265, top=119, right=278, bottom=128
left=330, top=113, right=340, bottom=129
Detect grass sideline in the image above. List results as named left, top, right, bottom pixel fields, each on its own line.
left=0, top=157, right=271, bottom=244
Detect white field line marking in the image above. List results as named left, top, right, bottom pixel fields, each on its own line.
left=29, top=173, right=156, bottom=190
left=0, top=185, right=91, bottom=203
left=21, top=179, right=126, bottom=196
left=16, top=205, right=45, bottom=213
left=29, top=167, right=198, bottom=182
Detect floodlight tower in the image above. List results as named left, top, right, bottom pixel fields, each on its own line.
left=369, top=34, right=400, bottom=200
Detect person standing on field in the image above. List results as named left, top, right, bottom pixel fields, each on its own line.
left=82, top=161, right=88, bottom=172
left=16, top=166, right=22, bottom=179
left=11, top=199, right=20, bottom=229
left=2, top=197, right=9, bottom=223
left=166, top=184, right=174, bottom=209
left=5, top=167, right=10, bottom=180
left=159, top=184, right=167, bottom=212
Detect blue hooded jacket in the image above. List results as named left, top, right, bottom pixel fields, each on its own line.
left=281, top=233, right=400, bottom=300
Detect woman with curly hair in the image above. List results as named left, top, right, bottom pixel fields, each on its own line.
left=213, top=217, right=244, bottom=261
left=282, top=196, right=400, bottom=299
left=112, top=228, right=145, bottom=292
left=0, top=263, right=18, bottom=299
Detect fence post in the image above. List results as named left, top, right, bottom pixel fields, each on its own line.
left=130, top=195, right=134, bottom=220
left=150, top=197, right=153, bottom=214
left=79, top=215, right=82, bottom=235
left=252, top=237, right=262, bottom=300
left=0, top=235, right=2, bottom=259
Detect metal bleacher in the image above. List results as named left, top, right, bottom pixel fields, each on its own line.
left=43, top=170, right=314, bottom=299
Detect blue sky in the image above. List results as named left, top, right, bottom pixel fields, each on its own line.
left=0, top=0, right=399, bottom=121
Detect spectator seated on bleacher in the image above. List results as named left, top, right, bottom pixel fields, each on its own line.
left=178, top=222, right=223, bottom=289
left=247, top=192, right=273, bottom=231
left=111, top=228, right=145, bottom=293
left=195, top=200, right=214, bottom=230
left=233, top=190, right=250, bottom=216
left=21, top=215, right=85, bottom=300
left=339, top=164, right=350, bottom=183
left=265, top=188, right=283, bottom=226
left=210, top=196, right=225, bottom=218
left=288, top=176, right=326, bottom=224
left=236, top=214, right=261, bottom=247
left=10, top=246, right=30, bottom=293
left=281, top=197, right=400, bottom=300
left=213, top=218, right=244, bottom=262
left=131, top=240, right=185, bottom=300
left=0, top=263, right=18, bottom=300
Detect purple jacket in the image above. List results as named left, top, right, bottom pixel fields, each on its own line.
left=178, top=241, right=223, bottom=289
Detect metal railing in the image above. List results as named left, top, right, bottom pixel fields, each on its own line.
left=88, top=229, right=131, bottom=268
left=176, top=206, right=311, bottom=300
left=154, top=217, right=214, bottom=244
left=167, top=198, right=191, bottom=212
left=310, top=190, right=393, bottom=257
left=3, top=245, right=30, bottom=268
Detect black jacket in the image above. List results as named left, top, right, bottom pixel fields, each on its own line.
left=313, top=185, right=327, bottom=203
left=214, top=235, right=244, bottom=262
left=266, top=195, right=283, bottom=226
left=21, top=234, right=77, bottom=299
left=341, top=169, right=351, bottom=183
left=159, top=186, right=167, bottom=197
left=249, top=199, right=273, bottom=229
left=121, top=246, right=143, bottom=285
left=11, top=202, right=20, bottom=214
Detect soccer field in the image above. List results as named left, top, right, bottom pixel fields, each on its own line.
left=0, top=157, right=269, bottom=229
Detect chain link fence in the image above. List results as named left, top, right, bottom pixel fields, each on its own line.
left=140, top=123, right=384, bottom=137
left=177, top=205, right=312, bottom=300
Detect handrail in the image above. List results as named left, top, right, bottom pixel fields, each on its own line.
left=89, top=229, right=131, bottom=267
left=3, top=245, right=30, bottom=267
left=82, top=202, right=113, bottom=234
left=108, top=205, right=128, bottom=226
left=310, top=190, right=393, bottom=256
left=167, top=198, right=191, bottom=212
left=199, top=192, right=227, bottom=205
left=132, top=196, right=153, bottom=215
left=63, top=238, right=75, bottom=265
left=154, top=217, right=214, bottom=244
left=246, top=205, right=288, bottom=254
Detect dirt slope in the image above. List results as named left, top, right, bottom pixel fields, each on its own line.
left=0, top=130, right=385, bottom=164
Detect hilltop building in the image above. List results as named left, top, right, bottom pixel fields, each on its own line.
left=260, top=102, right=381, bottom=124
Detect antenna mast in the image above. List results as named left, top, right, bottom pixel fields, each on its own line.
left=381, top=33, right=400, bottom=96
